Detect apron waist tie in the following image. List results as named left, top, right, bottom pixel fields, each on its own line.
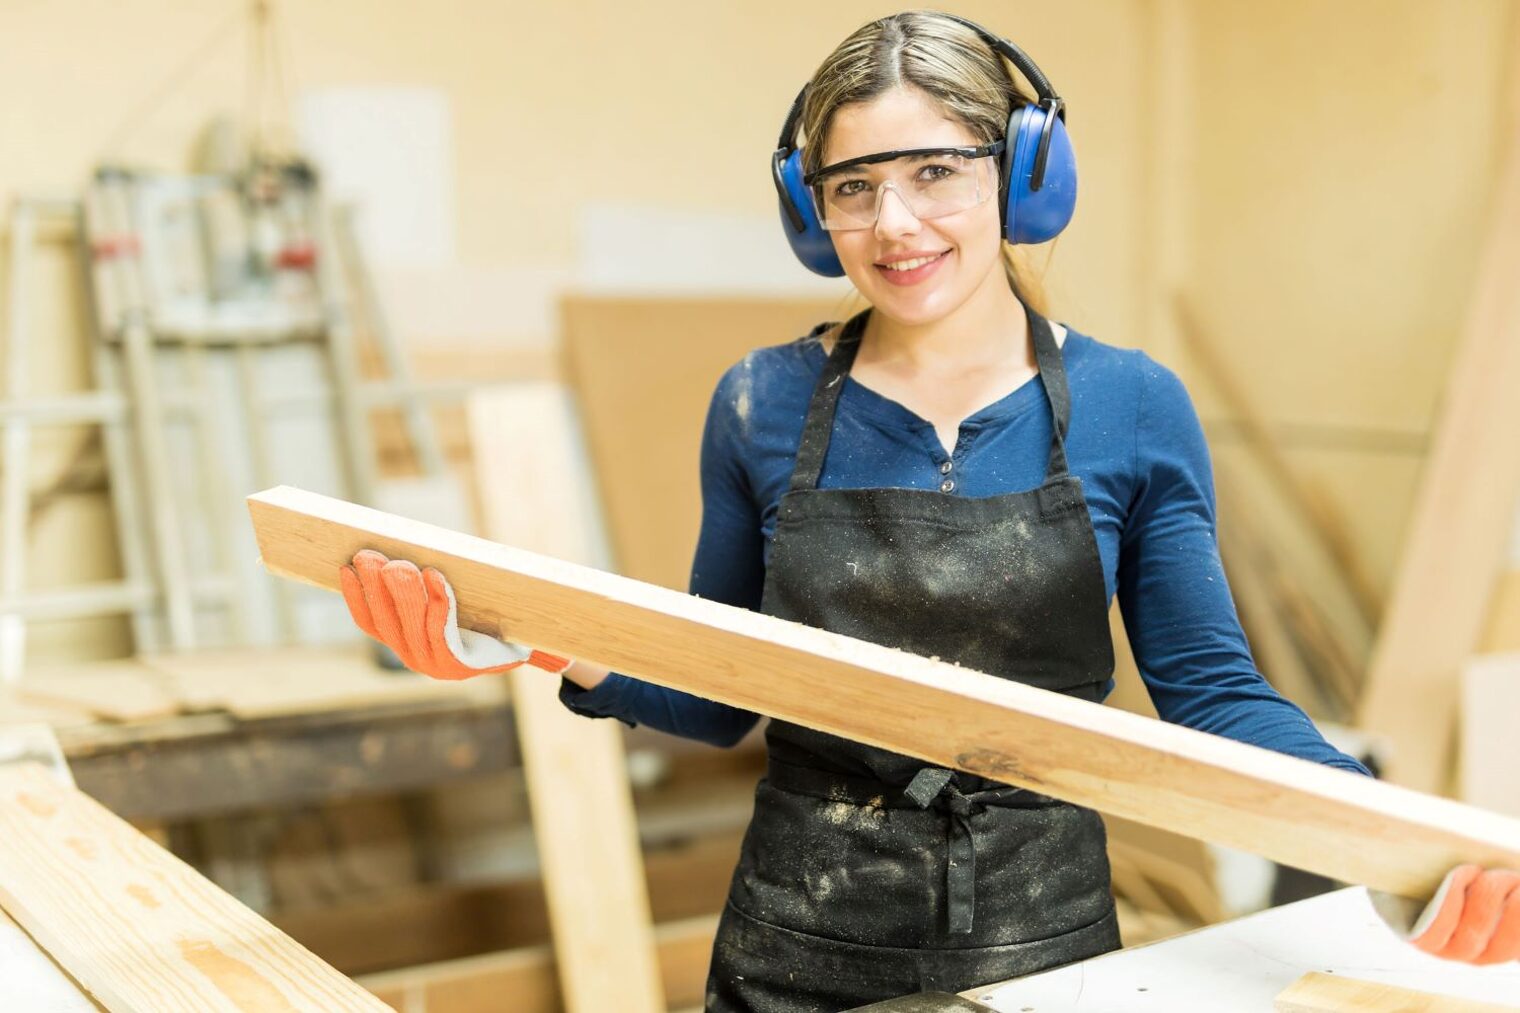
left=905, top=767, right=977, bottom=934
left=766, top=759, right=1042, bottom=936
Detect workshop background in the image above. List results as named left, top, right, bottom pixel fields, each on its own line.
left=1, top=0, right=1518, bottom=1010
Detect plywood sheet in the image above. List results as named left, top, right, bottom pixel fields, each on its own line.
left=560, top=296, right=842, bottom=590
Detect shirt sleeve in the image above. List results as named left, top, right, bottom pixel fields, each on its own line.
left=1115, top=356, right=1371, bottom=776
left=557, top=363, right=766, bottom=748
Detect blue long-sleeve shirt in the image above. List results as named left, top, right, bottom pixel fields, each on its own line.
left=560, top=319, right=1370, bottom=776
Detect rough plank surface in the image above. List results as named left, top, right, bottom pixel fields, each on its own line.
left=0, top=762, right=387, bottom=1012
left=247, top=486, right=1520, bottom=899
left=1275, top=971, right=1518, bottom=1012
left=467, top=384, right=663, bottom=1013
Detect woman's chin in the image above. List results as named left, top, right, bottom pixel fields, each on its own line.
left=865, top=283, right=959, bottom=326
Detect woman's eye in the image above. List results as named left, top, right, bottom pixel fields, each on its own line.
left=920, top=164, right=957, bottom=182
left=834, top=179, right=869, bottom=197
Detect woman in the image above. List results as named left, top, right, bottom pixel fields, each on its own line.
left=340, top=11, right=1519, bottom=1010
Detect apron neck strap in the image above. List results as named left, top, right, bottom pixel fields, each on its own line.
left=787, top=302, right=1074, bottom=494
left=1026, top=303, right=1074, bottom=482
left=788, top=310, right=868, bottom=493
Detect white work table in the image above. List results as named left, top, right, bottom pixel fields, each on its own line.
left=971, top=888, right=1520, bottom=1011
left=0, top=909, right=98, bottom=1011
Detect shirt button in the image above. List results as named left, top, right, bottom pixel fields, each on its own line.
left=940, top=478, right=955, bottom=493
left=939, top=460, right=953, bottom=474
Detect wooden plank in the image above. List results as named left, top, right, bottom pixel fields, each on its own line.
left=138, top=646, right=459, bottom=720
left=16, top=660, right=181, bottom=723
left=247, top=486, right=1520, bottom=899
left=0, top=686, right=100, bottom=729
left=466, top=384, right=662, bottom=1013
left=1357, top=107, right=1520, bottom=789
left=1274, top=971, right=1518, bottom=1012
left=560, top=296, right=840, bottom=591
left=0, top=762, right=386, bottom=1012
left=356, top=915, right=718, bottom=1013
left=1461, top=653, right=1520, bottom=817
left=273, top=830, right=739, bottom=978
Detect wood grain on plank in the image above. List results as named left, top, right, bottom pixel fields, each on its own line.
left=0, top=762, right=387, bottom=1012
left=1275, top=971, right=1519, bottom=1012
left=247, top=486, right=1520, bottom=899
left=467, top=384, right=663, bottom=1013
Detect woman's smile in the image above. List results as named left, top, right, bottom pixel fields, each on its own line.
left=874, top=247, right=952, bottom=286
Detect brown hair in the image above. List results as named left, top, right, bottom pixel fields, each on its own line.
left=801, top=10, right=1051, bottom=315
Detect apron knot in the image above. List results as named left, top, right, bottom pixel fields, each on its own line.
left=903, top=767, right=979, bottom=934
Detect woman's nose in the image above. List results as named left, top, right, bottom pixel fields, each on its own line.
left=873, top=183, right=921, bottom=240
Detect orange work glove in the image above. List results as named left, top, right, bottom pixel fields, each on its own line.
left=339, top=549, right=572, bottom=681
left=1394, top=865, right=1520, bottom=964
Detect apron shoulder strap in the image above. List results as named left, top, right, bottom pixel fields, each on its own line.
left=788, top=310, right=869, bottom=492
left=1026, top=304, right=1075, bottom=481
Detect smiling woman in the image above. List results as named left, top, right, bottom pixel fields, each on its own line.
left=333, top=9, right=1513, bottom=1012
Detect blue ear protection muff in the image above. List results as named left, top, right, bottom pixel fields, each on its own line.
left=772, top=13, right=1077, bottom=277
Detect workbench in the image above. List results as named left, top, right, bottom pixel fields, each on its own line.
left=8, top=647, right=519, bottom=822
left=970, top=887, right=1520, bottom=1011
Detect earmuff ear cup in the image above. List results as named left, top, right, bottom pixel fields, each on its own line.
left=777, top=148, right=845, bottom=277
left=999, top=105, right=1078, bottom=245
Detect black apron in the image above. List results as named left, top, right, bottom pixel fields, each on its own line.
left=704, top=303, right=1122, bottom=1013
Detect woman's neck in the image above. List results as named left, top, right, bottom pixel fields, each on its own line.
left=860, top=268, right=1032, bottom=378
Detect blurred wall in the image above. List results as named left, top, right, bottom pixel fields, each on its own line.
left=0, top=0, right=1515, bottom=660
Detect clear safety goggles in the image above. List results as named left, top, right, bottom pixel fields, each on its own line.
left=804, top=141, right=1005, bottom=232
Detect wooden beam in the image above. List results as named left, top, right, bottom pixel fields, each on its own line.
left=1274, top=971, right=1518, bottom=1012
left=1357, top=77, right=1520, bottom=789
left=357, top=914, right=718, bottom=1013
left=247, top=485, right=1520, bottom=899
left=0, top=762, right=386, bottom=1012
left=271, top=830, right=741, bottom=977
left=467, top=384, right=663, bottom=1013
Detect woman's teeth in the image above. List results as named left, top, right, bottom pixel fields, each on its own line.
left=882, top=253, right=943, bottom=271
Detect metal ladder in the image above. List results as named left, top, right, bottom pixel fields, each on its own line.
left=0, top=163, right=449, bottom=676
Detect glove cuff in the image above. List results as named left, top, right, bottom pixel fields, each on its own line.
left=527, top=649, right=573, bottom=675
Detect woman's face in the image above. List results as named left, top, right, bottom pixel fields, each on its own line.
left=817, top=86, right=1005, bottom=327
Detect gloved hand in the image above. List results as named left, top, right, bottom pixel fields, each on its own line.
left=340, top=549, right=572, bottom=681
left=1374, top=864, right=1520, bottom=964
